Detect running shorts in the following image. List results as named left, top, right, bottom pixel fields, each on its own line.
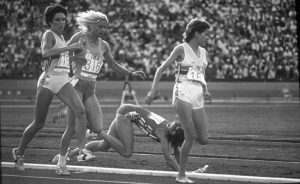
left=69, top=76, right=96, bottom=101
left=172, top=81, right=204, bottom=109
left=37, top=72, right=69, bottom=94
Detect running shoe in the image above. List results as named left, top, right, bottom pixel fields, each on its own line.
left=194, top=165, right=209, bottom=173
left=52, top=148, right=71, bottom=164
left=12, top=148, right=25, bottom=171
left=56, top=165, right=71, bottom=176
left=86, top=129, right=98, bottom=140
left=175, top=176, right=194, bottom=183
left=52, top=154, right=71, bottom=164
left=77, top=149, right=96, bottom=162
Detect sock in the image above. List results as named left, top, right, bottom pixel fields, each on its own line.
left=57, top=155, right=67, bottom=166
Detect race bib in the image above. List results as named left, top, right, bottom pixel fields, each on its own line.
left=81, top=52, right=103, bottom=79
left=186, top=66, right=206, bottom=84
left=148, top=112, right=165, bottom=124
left=54, top=51, right=70, bottom=72
left=69, top=76, right=79, bottom=87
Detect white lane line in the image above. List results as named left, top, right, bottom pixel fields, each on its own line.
left=2, top=162, right=300, bottom=183
left=1, top=98, right=299, bottom=104
left=123, top=152, right=300, bottom=165
left=2, top=174, right=153, bottom=184
left=1, top=103, right=298, bottom=108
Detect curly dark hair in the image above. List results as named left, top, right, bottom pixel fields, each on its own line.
left=183, top=18, right=211, bottom=42
left=167, top=126, right=184, bottom=148
left=44, top=4, right=68, bottom=28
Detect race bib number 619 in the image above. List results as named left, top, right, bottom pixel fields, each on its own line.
left=54, top=52, right=70, bottom=72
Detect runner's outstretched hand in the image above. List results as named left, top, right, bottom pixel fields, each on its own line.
left=145, top=90, right=159, bottom=105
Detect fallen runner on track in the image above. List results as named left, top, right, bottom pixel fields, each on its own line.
left=52, top=104, right=208, bottom=174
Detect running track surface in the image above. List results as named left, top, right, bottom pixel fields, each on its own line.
left=4, top=164, right=300, bottom=184
left=2, top=167, right=248, bottom=184
left=1, top=98, right=300, bottom=184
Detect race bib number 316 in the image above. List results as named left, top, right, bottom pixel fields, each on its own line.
left=81, top=53, right=103, bottom=77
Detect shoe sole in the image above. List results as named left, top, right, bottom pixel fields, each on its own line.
left=176, top=177, right=194, bottom=183
left=12, top=148, right=17, bottom=161
left=176, top=180, right=194, bottom=183
left=12, top=148, right=25, bottom=171
left=56, top=171, right=71, bottom=176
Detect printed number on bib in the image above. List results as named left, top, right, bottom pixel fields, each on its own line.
left=54, top=52, right=70, bottom=72
left=81, top=53, right=103, bottom=78
left=187, top=66, right=205, bottom=84
left=148, top=112, right=165, bottom=124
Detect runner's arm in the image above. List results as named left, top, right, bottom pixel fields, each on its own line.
left=42, top=31, right=83, bottom=58
left=173, top=146, right=180, bottom=164
left=103, top=41, right=133, bottom=76
left=156, top=128, right=180, bottom=171
left=149, top=45, right=183, bottom=92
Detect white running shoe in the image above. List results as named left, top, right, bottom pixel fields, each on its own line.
left=12, top=148, right=25, bottom=171
left=194, top=165, right=209, bottom=173
left=175, top=176, right=194, bottom=183
left=77, top=149, right=96, bottom=162
left=56, top=165, right=71, bottom=176
left=52, top=154, right=70, bottom=164
left=86, top=129, right=98, bottom=140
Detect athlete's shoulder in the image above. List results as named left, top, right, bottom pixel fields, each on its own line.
left=100, top=39, right=109, bottom=50
left=172, top=43, right=184, bottom=54
left=174, top=43, right=184, bottom=50
left=69, top=31, right=83, bottom=42
left=100, top=38, right=108, bottom=45
left=199, top=46, right=207, bottom=53
left=41, top=30, right=56, bottom=47
left=42, top=30, right=55, bottom=40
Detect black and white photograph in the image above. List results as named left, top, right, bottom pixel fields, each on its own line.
left=1, top=0, right=299, bottom=183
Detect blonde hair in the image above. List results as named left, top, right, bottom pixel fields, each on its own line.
left=76, top=10, right=108, bottom=33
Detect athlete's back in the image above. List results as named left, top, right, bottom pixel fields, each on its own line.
left=117, top=104, right=169, bottom=141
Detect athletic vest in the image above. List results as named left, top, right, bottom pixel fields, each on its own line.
left=42, top=30, right=70, bottom=75
left=120, top=105, right=168, bottom=141
left=72, top=35, right=105, bottom=81
left=176, top=43, right=207, bottom=84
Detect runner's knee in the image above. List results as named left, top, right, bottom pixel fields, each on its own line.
left=116, top=114, right=130, bottom=123
left=183, top=122, right=198, bottom=141
left=196, top=130, right=208, bottom=145
left=185, top=132, right=197, bottom=142
left=32, top=120, right=46, bottom=130
left=197, top=137, right=208, bottom=145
